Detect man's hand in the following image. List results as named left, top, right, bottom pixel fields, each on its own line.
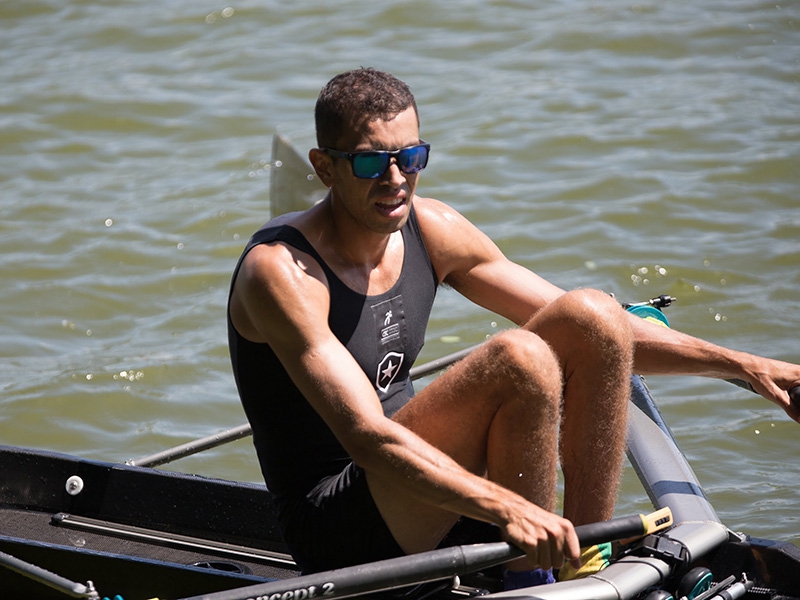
left=500, top=497, right=582, bottom=572
left=743, top=356, right=800, bottom=423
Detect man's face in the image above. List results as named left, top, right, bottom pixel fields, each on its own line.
left=326, top=107, right=422, bottom=235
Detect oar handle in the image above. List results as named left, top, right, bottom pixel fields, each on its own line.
left=574, top=507, right=673, bottom=548
left=728, top=380, right=800, bottom=413
left=790, top=386, right=800, bottom=412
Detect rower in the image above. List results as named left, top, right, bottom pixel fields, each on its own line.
left=227, top=67, right=800, bottom=589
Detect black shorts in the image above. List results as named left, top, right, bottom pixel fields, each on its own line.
left=280, top=462, right=404, bottom=574
left=280, top=462, right=502, bottom=576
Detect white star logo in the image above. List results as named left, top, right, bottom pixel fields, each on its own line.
left=382, top=360, right=397, bottom=381
left=376, top=352, right=404, bottom=393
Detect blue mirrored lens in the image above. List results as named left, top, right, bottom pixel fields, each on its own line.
left=352, top=153, right=390, bottom=179
left=397, top=145, right=429, bottom=174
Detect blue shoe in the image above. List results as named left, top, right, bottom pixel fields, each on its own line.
left=503, top=568, right=555, bottom=590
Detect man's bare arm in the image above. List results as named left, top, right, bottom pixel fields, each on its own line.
left=413, top=196, right=800, bottom=422
left=412, top=197, right=564, bottom=325
left=627, top=315, right=800, bottom=421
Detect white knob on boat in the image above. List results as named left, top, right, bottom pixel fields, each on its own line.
left=66, top=475, right=84, bottom=496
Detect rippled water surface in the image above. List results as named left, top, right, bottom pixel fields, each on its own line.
left=2, top=1, right=799, bottom=544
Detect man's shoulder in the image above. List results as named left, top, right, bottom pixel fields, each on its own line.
left=413, top=196, right=480, bottom=246
left=412, top=195, right=508, bottom=286
left=413, top=196, right=470, bottom=232
left=252, top=208, right=312, bottom=237
left=412, top=195, right=451, bottom=215
left=232, top=238, right=329, bottom=338
left=245, top=205, right=324, bottom=264
left=237, top=209, right=327, bottom=297
left=240, top=238, right=324, bottom=286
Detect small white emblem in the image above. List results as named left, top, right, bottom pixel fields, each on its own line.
left=376, top=351, right=404, bottom=393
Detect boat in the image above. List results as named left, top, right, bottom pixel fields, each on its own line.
left=2, top=135, right=799, bottom=600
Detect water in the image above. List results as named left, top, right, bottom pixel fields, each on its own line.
left=2, top=0, right=799, bottom=546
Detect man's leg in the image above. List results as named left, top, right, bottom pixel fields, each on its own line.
left=368, top=328, right=564, bottom=557
left=525, top=289, right=633, bottom=526
left=366, top=289, right=633, bottom=562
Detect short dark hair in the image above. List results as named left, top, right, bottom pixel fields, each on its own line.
left=315, top=68, right=419, bottom=148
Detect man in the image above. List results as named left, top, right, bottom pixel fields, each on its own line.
left=228, top=68, right=800, bottom=586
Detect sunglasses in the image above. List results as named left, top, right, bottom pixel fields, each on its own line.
left=323, top=141, right=430, bottom=179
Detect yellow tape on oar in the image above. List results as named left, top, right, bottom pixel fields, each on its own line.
left=642, top=506, right=674, bottom=534
left=640, top=506, right=672, bottom=534
left=619, top=506, right=674, bottom=545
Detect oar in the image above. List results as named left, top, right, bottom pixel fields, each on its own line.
left=128, top=345, right=481, bottom=468
left=408, top=344, right=480, bottom=380
left=126, top=423, right=253, bottom=468
left=575, top=506, right=672, bottom=547
left=176, top=508, right=673, bottom=600
left=129, top=348, right=799, bottom=468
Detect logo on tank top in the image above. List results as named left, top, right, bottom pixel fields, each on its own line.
left=376, top=351, right=404, bottom=393
left=371, top=295, right=406, bottom=393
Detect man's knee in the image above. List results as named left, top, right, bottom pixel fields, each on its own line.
left=542, top=289, right=633, bottom=352
left=557, top=288, right=622, bottom=321
left=482, top=330, right=562, bottom=395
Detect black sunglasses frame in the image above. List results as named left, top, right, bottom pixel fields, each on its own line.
left=322, top=141, right=430, bottom=179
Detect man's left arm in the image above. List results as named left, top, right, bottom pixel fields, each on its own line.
left=628, top=314, right=800, bottom=422
left=414, top=196, right=800, bottom=423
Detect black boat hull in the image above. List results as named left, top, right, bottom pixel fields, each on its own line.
left=0, top=444, right=298, bottom=599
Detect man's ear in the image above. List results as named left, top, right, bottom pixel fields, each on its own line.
left=309, top=148, right=335, bottom=188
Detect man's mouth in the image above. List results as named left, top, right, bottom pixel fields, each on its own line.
left=375, top=196, right=406, bottom=216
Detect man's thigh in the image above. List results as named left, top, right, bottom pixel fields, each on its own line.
left=393, top=329, right=559, bottom=470
left=367, top=330, right=560, bottom=554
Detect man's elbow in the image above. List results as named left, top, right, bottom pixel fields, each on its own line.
left=345, top=421, right=401, bottom=473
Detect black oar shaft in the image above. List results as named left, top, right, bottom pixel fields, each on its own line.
left=574, top=515, right=642, bottom=548
left=179, top=542, right=521, bottom=600
left=126, top=423, right=253, bottom=468
left=178, top=510, right=669, bottom=600
left=408, top=344, right=479, bottom=380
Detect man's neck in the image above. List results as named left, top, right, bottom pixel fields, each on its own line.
left=326, top=194, right=399, bottom=265
left=313, top=194, right=405, bottom=294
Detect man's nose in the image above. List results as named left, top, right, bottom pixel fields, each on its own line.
left=382, top=157, right=406, bottom=185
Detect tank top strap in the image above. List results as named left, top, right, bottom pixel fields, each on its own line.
left=241, top=205, right=434, bottom=297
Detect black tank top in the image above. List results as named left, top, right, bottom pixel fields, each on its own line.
left=228, top=208, right=438, bottom=511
